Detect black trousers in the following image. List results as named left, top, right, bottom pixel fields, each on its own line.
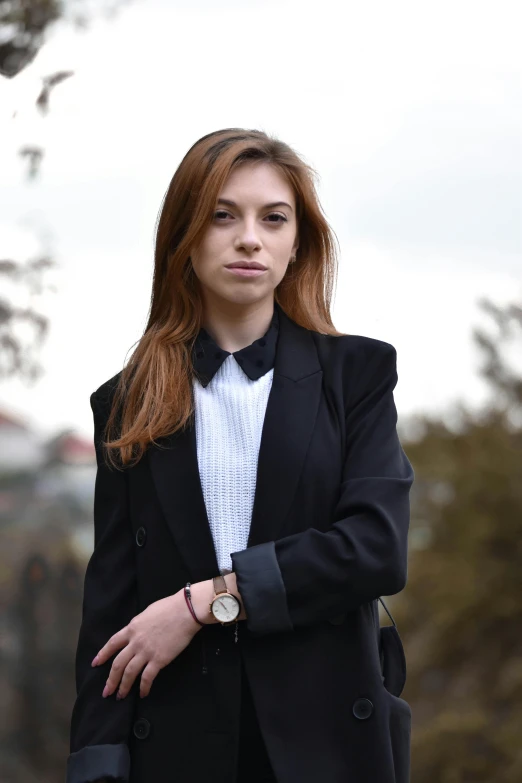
left=236, top=657, right=277, bottom=783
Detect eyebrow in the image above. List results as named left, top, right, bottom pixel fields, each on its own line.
left=217, top=198, right=294, bottom=212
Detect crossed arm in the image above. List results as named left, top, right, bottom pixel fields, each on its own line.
left=92, top=574, right=246, bottom=700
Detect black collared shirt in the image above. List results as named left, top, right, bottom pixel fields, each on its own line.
left=192, top=303, right=280, bottom=388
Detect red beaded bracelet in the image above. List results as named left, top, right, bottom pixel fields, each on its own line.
left=184, top=583, right=209, bottom=626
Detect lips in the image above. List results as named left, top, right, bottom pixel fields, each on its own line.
left=225, top=262, right=267, bottom=270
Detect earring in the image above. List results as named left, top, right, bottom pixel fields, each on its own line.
left=290, top=254, right=296, bottom=264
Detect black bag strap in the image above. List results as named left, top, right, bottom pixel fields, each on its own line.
left=377, top=597, right=407, bottom=697
left=378, top=596, right=397, bottom=627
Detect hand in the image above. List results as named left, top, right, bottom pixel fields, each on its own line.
left=91, top=591, right=201, bottom=699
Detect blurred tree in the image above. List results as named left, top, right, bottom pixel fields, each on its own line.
left=12, top=553, right=50, bottom=769
left=0, top=0, right=133, bottom=384
left=394, top=296, right=522, bottom=782
left=0, top=0, right=63, bottom=78
left=0, top=255, right=54, bottom=382
left=0, top=0, right=132, bottom=80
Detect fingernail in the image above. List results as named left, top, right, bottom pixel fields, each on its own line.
left=116, top=691, right=123, bottom=700
left=102, top=685, right=109, bottom=698
left=91, top=656, right=99, bottom=667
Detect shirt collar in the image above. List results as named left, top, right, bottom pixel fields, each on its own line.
left=192, top=302, right=280, bottom=388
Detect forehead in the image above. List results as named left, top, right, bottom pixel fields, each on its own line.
left=219, top=161, right=295, bottom=205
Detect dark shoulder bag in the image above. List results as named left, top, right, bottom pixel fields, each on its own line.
left=378, top=597, right=407, bottom=698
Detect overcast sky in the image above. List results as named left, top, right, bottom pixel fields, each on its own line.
left=1, top=0, right=520, bottom=441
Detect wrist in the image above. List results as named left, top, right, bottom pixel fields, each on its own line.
left=175, top=586, right=207, bottom=634
left=188, top=575, right=247, bottom=625
left=187, top=579, right=219, bottom=626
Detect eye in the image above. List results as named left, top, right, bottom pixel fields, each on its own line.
left=213, top=210, right=288, bottom=223
left=214, top=210, right=231, bottom=220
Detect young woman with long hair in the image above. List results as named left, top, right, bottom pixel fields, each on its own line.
left=66, top=128, right=414, bottom=783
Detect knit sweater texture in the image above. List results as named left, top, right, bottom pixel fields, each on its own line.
left=193, top=353, right=273, bottom=574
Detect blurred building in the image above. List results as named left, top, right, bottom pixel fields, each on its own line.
left=0, top=407, right=96, bottom=559
left=0, top=411, right=44, bottom=472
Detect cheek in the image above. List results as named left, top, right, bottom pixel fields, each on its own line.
left=192, top=232, right=221, bottom=274
left=272, top=227, right=296, bottom=256
left=271, top=237, right=295, bottom=267
left=270, top=258, right=292, bottom=286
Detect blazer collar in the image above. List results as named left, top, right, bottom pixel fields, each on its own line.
left=192, top=303, right=280, bottom=387
left=148, top=303, right=323, bottom=583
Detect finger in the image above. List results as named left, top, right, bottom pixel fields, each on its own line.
left=116, top=654, right=148, bottom=700
left=94, top=626, right=130, bottom=667
left=139, top=660, right=162, bottom=699
left=103, top=645, right=135, bottom=698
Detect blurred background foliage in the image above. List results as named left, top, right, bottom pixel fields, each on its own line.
left=396, top=297, right=522, bottom=782
left=0, top=0, right=132, bottom=385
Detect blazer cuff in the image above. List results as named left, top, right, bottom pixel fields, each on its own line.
left=231, top=541, right=294, bottom=635
left=66, top=742, right=130, bottom=783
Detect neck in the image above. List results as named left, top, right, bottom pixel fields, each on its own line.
left=201, top=297, right=276, bottom=354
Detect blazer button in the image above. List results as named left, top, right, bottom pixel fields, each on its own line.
left=133, top=717, right=151, bottom=739
left=136, top=527, right=147, bottom=547
left=353, top=698, right=374, bottom=720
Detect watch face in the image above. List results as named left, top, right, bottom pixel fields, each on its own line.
left=212, top=593, right=240, bottom=623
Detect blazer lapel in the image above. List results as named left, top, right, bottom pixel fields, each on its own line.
left=147, top=305, right=323, bottom=582
left=148, top=421, right=220, bottom=583
left=247, top=307, right=323, bottom=548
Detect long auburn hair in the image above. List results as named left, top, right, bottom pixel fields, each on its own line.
left=102, top=128, right=346, bottom=469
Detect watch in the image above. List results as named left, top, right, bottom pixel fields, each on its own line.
left=209, top=575, right=241, bottom=625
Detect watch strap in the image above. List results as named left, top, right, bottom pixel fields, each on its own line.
left=213, top=574, right=228, bottom=596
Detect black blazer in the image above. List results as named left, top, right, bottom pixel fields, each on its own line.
left=67, top=305, right=415, bottom=783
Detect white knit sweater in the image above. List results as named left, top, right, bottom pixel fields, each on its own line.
left=193, top=353, right=274, bottom=575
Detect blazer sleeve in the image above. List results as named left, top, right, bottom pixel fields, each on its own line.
left=230, top=341, right=415, bottom=636
left=67, top=392, right=139, bottom=783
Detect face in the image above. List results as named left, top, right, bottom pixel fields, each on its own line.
left=190, top=161, right=299, bottom=312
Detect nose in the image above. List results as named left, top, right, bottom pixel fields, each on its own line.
left=234, top=218, right=262, bottom=254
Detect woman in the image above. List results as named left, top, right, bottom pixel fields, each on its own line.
left=66, top=128, right=415, bottom=783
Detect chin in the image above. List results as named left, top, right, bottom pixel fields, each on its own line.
left=212, top=288, right=275, bottom=307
